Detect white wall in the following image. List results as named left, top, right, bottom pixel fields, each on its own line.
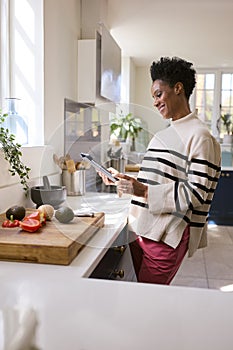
left=44, top=0, right=81, bottom=155
left=121, top=56, right=136, bottom=104
left=81, top=0, right=108, bottom=38
left=133, top=66, right=167, bottom=138
left=0, top=145, right=59, bottom=212
left=120, top=59, right=166, bottom=152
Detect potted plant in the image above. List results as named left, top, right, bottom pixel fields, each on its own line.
left=0, top=110, right=30, bottom=193
left=221, top=113, right=233, bottom=143
left=110, top=109, right=142, bottom=151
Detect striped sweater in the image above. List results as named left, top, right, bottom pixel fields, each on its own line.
left=128, top=112, right=221, bottom=257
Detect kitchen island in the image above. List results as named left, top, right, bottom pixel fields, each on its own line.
left=209, top=167, right=233, bottom=225
left=1, top=192, right=233, bottom=349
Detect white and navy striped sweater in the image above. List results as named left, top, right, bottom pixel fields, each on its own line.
left=128, top=112, right=221, bottom=257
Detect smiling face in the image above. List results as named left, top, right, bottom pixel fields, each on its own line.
left=151, top=79, right=189, bottom=121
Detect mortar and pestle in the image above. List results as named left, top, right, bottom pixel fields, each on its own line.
left=30, top=176, right=66, bottom=208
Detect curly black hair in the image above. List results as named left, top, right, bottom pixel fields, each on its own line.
left=150, top=57, right=196, bottom=100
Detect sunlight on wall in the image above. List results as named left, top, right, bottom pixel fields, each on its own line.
left=15, top=0, right=35, bottom=41
left=10, top=0, right=44, bottom=146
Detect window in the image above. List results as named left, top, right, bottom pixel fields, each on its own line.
left=195, top=73, right=215, bottom=130
left=0, top=0, right=43, bottom=146
left=221, top=73, right=233, bottom=136
left=193, top=69, right=233, bottom=140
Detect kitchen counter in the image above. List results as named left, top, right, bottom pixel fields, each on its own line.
left=221, top=166, right=233, bottom=171
left=1, top=192, right=233, bottom=349
left=0, top=192, right=131, bottom=278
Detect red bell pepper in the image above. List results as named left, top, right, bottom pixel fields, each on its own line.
left=2, top=215, right=20, bottom=228
left=23, top=210, right=46, bottom=225
left=19, top=218, right=41, bottom=233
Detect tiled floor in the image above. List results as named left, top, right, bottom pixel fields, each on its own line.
left=171, top=224, right=233, bottom=291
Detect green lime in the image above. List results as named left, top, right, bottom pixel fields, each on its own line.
left=55, top=206, right=74, bottom=223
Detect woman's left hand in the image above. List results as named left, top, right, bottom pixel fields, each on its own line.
left=116, top=173, right=148, bottom=198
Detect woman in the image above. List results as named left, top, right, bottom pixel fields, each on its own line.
left=100, top=57, right=221, bottom=285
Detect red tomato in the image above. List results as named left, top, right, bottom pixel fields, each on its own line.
left=20, top=218, right=41, bottom=233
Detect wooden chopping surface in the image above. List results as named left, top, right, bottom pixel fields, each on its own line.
left=0, top=210, right=105, bottom=265
left=125, top=164, right=140, bottom=172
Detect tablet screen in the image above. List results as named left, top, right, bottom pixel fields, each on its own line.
left=80, top=153, right=118, bottom=183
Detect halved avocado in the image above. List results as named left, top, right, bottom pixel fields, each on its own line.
left=6, top=206, right=26, bottom=221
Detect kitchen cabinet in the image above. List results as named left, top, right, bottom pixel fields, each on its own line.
left=117, top=245, right=137, bottom=282
left=209, top=170, right=233, bottom=225
left=89, top=224, right=136, bottom=281
left=77, top=39, right=98, bottom=104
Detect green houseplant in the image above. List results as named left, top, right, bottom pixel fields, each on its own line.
left=221, top=113, right=232, bottom=135
left=0, top=110, right=30, bottom=193
left=110, top=109, right=143, bottom=151
left=221, top=113, right=233, bottom=144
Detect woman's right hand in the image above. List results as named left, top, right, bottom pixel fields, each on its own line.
left=97, top=167, right=119, bottom=185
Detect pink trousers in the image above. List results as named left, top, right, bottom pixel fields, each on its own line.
left=129, top=226, right=190, bottom=285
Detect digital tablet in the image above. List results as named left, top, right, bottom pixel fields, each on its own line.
left=80, top=153, right=119, bottom=183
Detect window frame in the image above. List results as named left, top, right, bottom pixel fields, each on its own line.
left=0, top=0, right=44, bottom=146
left=0, top=0, right=10, bottom=107
left=192, top=68, right=233, bottom=140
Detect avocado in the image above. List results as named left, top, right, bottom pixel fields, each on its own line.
left=6, top=206, right=26, bottom=221
left=55, top=206, right=74, bottom=223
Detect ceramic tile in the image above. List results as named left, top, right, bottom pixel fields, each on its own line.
left=208, top=224, right=229, bottom=231
left=224, top=225, right=233, bottom=233
left=208, top=278, right=233, bottom=291
left=187, top=248, right=205, bottom=261
left=170, top=225, right=233, bottom=289
left=207, top=225, right=233, bottom=245
left=204, top=244, right=233, bottom=279
left=175, top=249, right=206, bottom=278
left=225, top=227, right=233, bottom=243
left=171, top=276, right=208, bottom=289
left=208, top=224, right=227, bottom=230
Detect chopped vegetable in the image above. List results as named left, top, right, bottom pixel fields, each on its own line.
left=24, top=211, right=40, bottom=221
left=24, top=210, right=46, bottom=225
left=19, top=218, right=41, bottom=233
left=2, top=215, right=20, bottom=228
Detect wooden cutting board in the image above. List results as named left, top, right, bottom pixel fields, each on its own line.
left=0, top=210, right=105, bottom=265
left=125, top=164, right=140, bottom=172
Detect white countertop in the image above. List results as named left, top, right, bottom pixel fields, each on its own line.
left=1, top=192, right=233, bottom=349
left=0, top=192, right=131, bottom=279
left=221, top=166, right=233, bottom=171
